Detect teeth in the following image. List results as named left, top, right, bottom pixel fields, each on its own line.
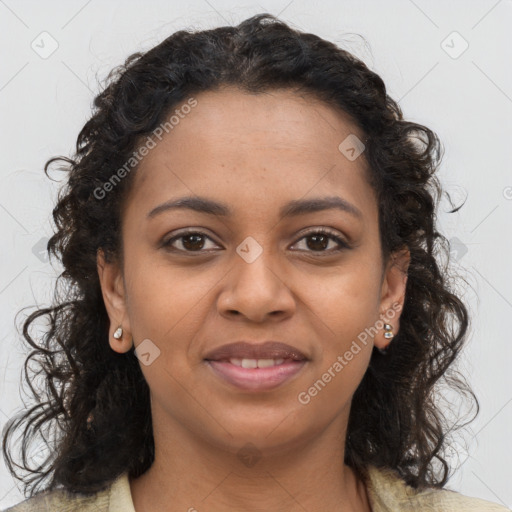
left=241, top=358, right=257, bottom=369
left=229, top=358, right=285, bottom=368
left=257, top=358, right=279, bottom=368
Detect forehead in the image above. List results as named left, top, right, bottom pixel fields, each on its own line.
left=127, top=87, right=375, bottom=220
left=158, top=87, right=365, bottom=153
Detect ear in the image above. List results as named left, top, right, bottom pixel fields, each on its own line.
left=375, top=247, right=410, bottom=350
left=97, top=249, right=132, bottom=354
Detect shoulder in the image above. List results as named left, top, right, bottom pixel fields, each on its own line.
left=365, top=465, right=510, bottom=512
left=1, top=488, right=108, bottom=512
left=1, top=472, right=134, bottom=512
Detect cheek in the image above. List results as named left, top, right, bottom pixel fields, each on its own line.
left=297, top=270, right=377, bottom=415
left=124, top=253, right=212, bottom=339
left=123, top=255, right=225, bottom=392
left=298, top=257, right=381, bottom=403
left=305, top=259, right=382, bottom=345
left=123, top=258, right=210, bottom=395
left=296, top=344, right=372, bottom=426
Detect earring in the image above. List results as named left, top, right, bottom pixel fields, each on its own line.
left=113, top=326, right=123, bottom=339
left=377, top=323, right=394, bottom=355
left=383, top=323, right=394, bottom=340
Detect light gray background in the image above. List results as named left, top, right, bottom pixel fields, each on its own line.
left=1, top=0, right=511, bottom=508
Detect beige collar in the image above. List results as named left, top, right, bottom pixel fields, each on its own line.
left=106, top=465, right=508, bottom=512
left=364, top=465, right=508, bottom=511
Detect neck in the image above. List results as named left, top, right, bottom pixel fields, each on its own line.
left=129, top=406, right=371, bottom=512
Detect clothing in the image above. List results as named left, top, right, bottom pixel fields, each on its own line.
left=3, top=465, right=509, bottom=511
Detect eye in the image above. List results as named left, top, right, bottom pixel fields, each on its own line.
left=161, top=230, right=221, bottom=253
left=291, top=228, right=350, bottom=254
left=161, top=228, right=350, bottom=255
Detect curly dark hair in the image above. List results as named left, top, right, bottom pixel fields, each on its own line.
left=2, top=13, right=477, bottom=498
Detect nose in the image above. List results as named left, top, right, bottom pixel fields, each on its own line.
left=216, top=243, right=296, bottom=323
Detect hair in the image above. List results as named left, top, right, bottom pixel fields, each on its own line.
left=3, top=13, right=477, bottom=498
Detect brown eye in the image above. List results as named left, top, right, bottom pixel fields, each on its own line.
left=162, top=231, right=220, bottom=253
left=161, top=228, right=349, bottom=255
left=180, top=234, right=206, bottom=251
left=305, top=233, right=330, bottom=251
left=292, top=229, right=349, bottom=253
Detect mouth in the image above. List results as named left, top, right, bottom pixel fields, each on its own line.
left=204, top=341, right=309, bottom=391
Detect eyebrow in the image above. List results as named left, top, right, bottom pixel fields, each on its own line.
left=147, top=195, right=363, bottom=220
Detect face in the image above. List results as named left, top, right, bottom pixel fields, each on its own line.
left=98, top=87, right=408, bottom=458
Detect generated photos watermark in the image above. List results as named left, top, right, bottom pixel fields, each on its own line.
left=297, top=301, right=402, bottom=405
left=93, top=97, right=198, bottom=200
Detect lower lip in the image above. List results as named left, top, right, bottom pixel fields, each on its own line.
left=206, top=360, right=307, bottom=391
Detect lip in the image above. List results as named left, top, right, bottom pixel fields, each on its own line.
left=206, top=360, right=307, bottom=391
left=203, top=341, right=309, bottom=392
left=203, top=341, right=309, bottom=361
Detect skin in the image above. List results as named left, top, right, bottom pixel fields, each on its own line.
left=98, top=87, right=410, bottom=512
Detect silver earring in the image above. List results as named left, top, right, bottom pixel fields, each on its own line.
left=383, top=323, right=394, bottom=340
left=113, top=326, right=123, bottom=339
left=377, top=323, right=394, bottom=355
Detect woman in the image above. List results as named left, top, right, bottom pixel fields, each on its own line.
left=2, top=13, right=508, bottom=512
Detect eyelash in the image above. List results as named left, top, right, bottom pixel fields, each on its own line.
left=161, top=228, right=350, bottom=255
